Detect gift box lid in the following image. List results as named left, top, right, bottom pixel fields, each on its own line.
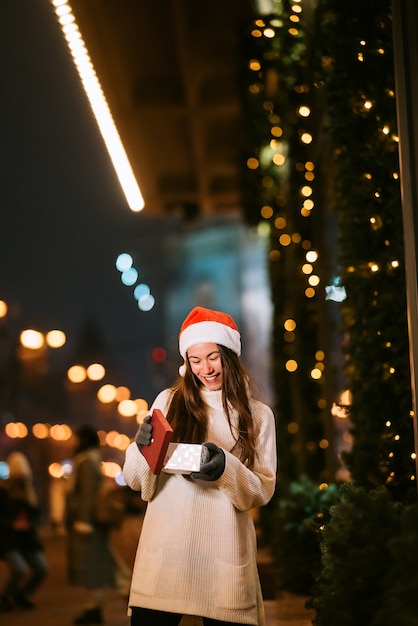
left=141, top=408, right=174, bottom=475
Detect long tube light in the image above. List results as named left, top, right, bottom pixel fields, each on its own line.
left=51, top=0, right=144, bottom=212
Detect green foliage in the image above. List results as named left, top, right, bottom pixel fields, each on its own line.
left=268, top=476, right=340, bottom=594
left=310, top=483, right=418, bottom=626
left=240, top=0, right=416, bottom=496
left=372, top=504, right=418, bottom=626
left=315, top=0, right=415, bottom=500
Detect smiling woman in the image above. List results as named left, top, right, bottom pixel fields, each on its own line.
left=187, top=344, right=223, bottom=390
left=122, top=306, right=277, bottom=626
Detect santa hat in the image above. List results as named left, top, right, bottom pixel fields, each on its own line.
left=179, top=307, right=241, bottom=376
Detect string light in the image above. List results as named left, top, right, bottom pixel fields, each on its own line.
left=50, top=0, right=144, bottom=212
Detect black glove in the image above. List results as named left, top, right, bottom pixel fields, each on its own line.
left=135, top=415, right=152, bottom=451
left=190, top=442, right=225, bottom=481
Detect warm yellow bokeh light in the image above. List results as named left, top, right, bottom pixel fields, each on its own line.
left=310, top=368, right=322, bottom=380
left=301, top=185, right=313, bottom=197
left=137, top=409, right=151, bottom=424
left=32, top=423, right=50, bottom=439
left=101, top=461, right=122, bottom=478
left=298, top=105, right=310, bottom=117
left=97, top=384, right=117, bottom=403
left=306, top=250, right=318, bottom=263
left=308, top=274, right=320, bottom=286
left=300, top=132, right=313, bottom=144
left=49, top=462, right=65, bottom=479
left=284, top=319, right=296, bottom=331
left=286, top=359, right=298, bottom=372
left=279, top=233, right=292, bottom=246
left=20, top=329, right=45, bottom=350
left=273, top=153, right=286, bottom=166
left=118, top=399, right=138, bottom=417
left=249, top=59, right=261, bottom=71
left=247, top=157, right=259, bottom=170
left=0, top=300, right=8, bottom=318
left=135, top=398, right=149, bottom=413
left=105, top=430, right=120, bottom=447
left=263, top=27, right=275, bottom=38
left=5, top=422, right=28, bottom=438
left=46, top=330, right=66, bottom=348
left=271, top=126, right=283, bottom=138
left=116, top=386, right=131, bottom=402
left=113, top=434, right=131, bottom=451
left=87, top=363, right=106, bottom=381
left=261, top=205, right=274, bottom=219
left=50, top=424, right=72, bottom=441
left=67, top=365, right=87, bottom=383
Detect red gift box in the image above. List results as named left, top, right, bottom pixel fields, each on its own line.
left=141, top=408, right=174, bottom=475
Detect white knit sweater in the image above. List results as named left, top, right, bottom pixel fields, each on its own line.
left=123, top=387, right=277, bottom=625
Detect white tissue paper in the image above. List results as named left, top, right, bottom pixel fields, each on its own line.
left=163, top=443, right=203, bottom=474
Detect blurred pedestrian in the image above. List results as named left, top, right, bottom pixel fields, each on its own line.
left=65, top=425, right=119, bottom=625
left=123, top=306, right=277, bottom=626
left=0, top=451, right=48, bottom=611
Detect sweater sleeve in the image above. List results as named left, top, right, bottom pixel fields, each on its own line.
left=123, top=442, right=159, bottom=501
left=215, top=402, right=277, bottom=512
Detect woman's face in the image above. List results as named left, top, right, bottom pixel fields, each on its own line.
left=187, top=342, right=223, bottom=390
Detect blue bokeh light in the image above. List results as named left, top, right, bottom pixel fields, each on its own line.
left=138, top=294, right=155, bottom=311
left=133, top=283, right=150, bottom=300
left=0, top=461, right=9, bottom=480
left=121, top=268, right=139, bottom=286
left=115, top=253, right=134, bottom=272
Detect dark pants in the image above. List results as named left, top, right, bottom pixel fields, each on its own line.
left=2, top=549, right=48, bottom=599
left=131, top=607, right=248, bottom=626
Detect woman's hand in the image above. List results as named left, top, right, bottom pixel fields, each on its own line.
left=135, top=415, right=153, bottom=451
left=191, top=442, right=225, bottom=481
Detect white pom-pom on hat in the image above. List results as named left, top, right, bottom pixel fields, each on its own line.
left=179, top=306, right=241, bottom=362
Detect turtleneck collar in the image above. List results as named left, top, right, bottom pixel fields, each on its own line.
left=200, top=387, right=224, bottom=411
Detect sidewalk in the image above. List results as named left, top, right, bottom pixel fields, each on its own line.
left=0, top=515, right=314, bottom=625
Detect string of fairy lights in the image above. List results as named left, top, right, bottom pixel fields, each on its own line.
left=243, top=1, right=334, bottom=478
left=244, top=0, right=416, bottom=488
left=318, top=2, right=416, bottom=490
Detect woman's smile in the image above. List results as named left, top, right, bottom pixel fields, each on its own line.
left=187, top=342, right=223, bottom=390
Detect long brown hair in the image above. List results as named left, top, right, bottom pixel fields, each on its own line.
left=166, top=345, right=256, bottom=468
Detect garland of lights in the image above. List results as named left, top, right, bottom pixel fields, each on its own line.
left=241, top=0, right=329, bottom=482
left=316, top=0, right=415, bottom=500
left=241, top=0, right=416, bottom=496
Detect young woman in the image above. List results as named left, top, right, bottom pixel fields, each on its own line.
left=123, top=306, right=277, bottom=626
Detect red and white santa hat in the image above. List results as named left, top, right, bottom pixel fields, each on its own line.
left=178, top=306, right=241, bottom=374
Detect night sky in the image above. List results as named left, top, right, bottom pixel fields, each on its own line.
left=0, top=0, right=161, bottom=397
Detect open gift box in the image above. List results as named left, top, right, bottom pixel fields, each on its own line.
left=163, top=443, right=205, bottom=474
